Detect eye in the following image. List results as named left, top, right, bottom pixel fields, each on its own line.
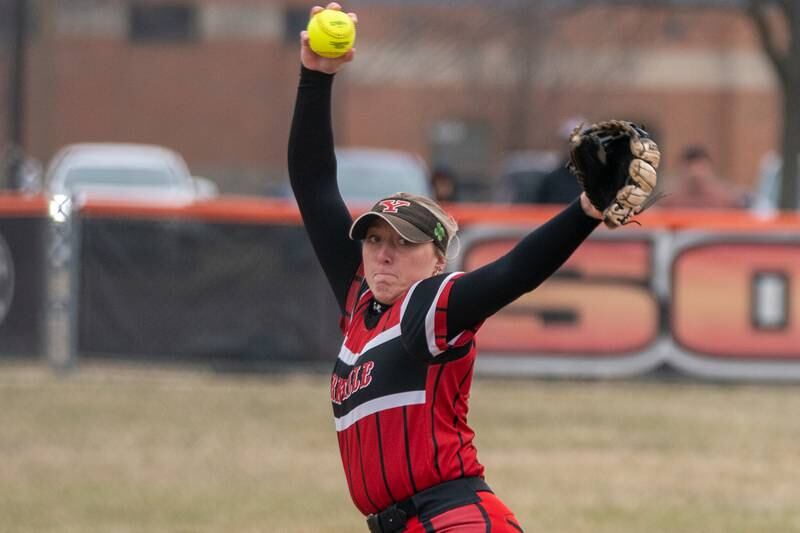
left=366, top=234, right=380, bottom=244
left=397, top=237, right=409, bottom=246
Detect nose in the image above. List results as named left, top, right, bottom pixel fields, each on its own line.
left=376, top=242, right=394, bottom=263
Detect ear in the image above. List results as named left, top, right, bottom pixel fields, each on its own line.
left=433, top=255, right=446, bottom=275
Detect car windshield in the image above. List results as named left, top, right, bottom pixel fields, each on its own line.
left=62, top=167, right=179, bottom=190
left=336, top=152, right=430, bottom=202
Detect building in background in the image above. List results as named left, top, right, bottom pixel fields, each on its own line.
left=0, top=0, right=782, bottom=199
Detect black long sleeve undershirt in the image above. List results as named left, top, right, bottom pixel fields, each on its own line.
left=449, top=200, right=599, bottom=332
left=288, top=66, right=600, bottom=337
left=288, top=67, right=361, bottom=313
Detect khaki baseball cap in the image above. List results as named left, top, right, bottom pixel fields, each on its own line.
left=349, top=196, right=448, bottom=254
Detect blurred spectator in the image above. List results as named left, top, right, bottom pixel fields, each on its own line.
left=430, top=165, right=458, bottom=202
left=659, top=145, right=747, bottom=208
left=18, top=158, right=43, bottom=195
left=2, top=144, right=42, bottom=193
left=493, top=150, right=559, bottom=203
left=532, top=117, right=585, bottom=204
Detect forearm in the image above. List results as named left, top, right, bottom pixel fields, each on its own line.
left=447, top=199, right=600, bottom=334
left=289, top=67, right=336, bottom=198
left=288, top=66, right=361, bottom=310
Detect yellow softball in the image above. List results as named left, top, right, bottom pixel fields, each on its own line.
left=307, top=9, right=356, bottom=58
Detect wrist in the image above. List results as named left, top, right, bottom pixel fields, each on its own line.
left=300, top=64, right=335, bottom=82
left=580, top=193, right=604, bottom=220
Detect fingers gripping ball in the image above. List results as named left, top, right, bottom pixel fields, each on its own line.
left=307, top=9, right=356, bottom=58
left=568, top=120, right=661, bottom=228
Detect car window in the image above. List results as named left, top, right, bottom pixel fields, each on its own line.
left=336, top=152, right=430, bottom=202
left=62, top=167, right=180, bottom=190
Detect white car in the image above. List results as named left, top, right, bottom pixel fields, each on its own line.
left=335, top=147, right=432, bottom=203
left=45, top=143, right=217, bottom=206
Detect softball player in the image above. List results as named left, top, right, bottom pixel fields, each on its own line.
left=289, top=4, right=604, bottom=531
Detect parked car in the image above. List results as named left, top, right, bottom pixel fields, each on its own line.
left=494, top=150, right=560, bottom=203
left=334, top=147, right=432, bottom=203
left=44, top=143, right=217, bottom=206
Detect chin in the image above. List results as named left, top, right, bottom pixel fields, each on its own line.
left=374, top=292, right=399, bottom=305
left=371, top=286, right=401, bottom=305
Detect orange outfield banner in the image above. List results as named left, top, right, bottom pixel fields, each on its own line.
left=62, top=194, right=800, bottom=231
left=4, top=191, right=798, bottom=378
left=0, top=193, right=47, bottom=216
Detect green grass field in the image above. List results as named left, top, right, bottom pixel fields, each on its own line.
left=1, top=362, right=799, bottom=533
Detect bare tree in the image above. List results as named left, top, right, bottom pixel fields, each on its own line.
left=747, top=0, right=800, bottom=209
left=557, top=0, right=798, bottom=207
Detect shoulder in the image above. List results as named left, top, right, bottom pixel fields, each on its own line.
left=399, top=272, right=474, bottom=359
left=399, top=272, right=463, bottom=318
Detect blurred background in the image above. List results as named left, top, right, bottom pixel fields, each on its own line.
left=0, top=0, right=797, bottom=204
left=1, top=1, right=800, bottom=532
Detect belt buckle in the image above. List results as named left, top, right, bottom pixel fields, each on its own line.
left=379, top=507, right=407, bottom=533
left=366, top=506, right=408, bottom=533
left=366, top=514, right=382, bottom=533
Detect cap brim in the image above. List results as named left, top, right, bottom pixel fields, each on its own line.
left=349, top=212, right=433, bottom=243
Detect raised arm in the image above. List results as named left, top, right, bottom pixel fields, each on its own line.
left=288, top=5, right=360, bottom=313
left=446, top=195, right=601, bottom=335
left=447, top=118, right=661, bottom=337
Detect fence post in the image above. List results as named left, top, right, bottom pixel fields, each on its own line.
left=44, top=195, right=78, bottom=372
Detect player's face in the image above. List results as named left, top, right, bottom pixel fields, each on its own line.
left=362, top=219, right=443, bottom=305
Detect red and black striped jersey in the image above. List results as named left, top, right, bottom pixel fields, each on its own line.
left=331, top=266, right=485, bottom=516
left=290, top=65, right=599, bottom=519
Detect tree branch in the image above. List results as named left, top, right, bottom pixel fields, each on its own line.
left=748, top=0, right=788, bottom=85
left=777, top=0, right=791, bottom=20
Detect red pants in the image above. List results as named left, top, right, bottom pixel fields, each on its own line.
left=401, top=491, right=524, bottom=532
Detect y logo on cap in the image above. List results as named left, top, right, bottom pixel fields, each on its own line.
left=379, top=200, right=411, bottom=213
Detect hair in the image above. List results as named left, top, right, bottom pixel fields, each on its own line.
left=431, top=165, right=457, bottom=182
left=681, top=145, right=711, bottom=164
left=391, top=191, right=459, bottom=261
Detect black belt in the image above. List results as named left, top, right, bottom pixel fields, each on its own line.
left=366, top=477, right=492, bottom=533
